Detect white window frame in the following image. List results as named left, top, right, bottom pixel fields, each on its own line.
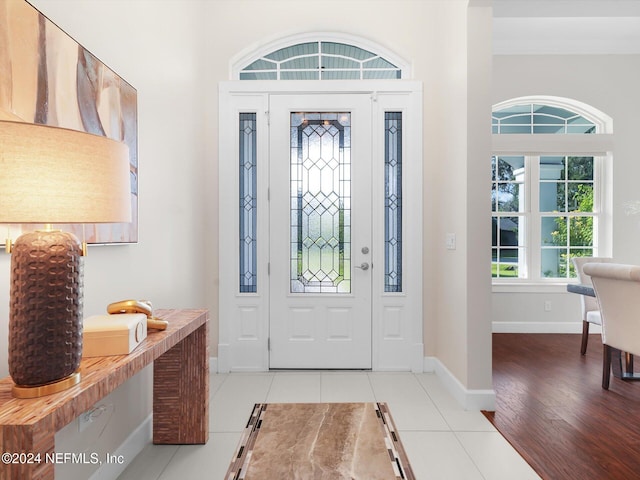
left=492, top=96, right=613, bottom=292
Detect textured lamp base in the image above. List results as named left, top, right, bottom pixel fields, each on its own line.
left=12, top=370, right=81, bottom=399
left=8, top=230, right=84, bottom=397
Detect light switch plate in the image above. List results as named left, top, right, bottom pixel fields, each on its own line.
left=446, top=233, right=456, bottom=250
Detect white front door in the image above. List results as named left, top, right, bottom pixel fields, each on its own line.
left=269, top=94, right=372, bottom=369
left=218, top=81, right=423, bottom=373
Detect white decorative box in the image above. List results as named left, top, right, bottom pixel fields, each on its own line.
left=83, top=314, right=147, bottom=357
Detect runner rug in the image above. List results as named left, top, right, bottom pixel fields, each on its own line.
left=225, top=402, right=415, bottom=480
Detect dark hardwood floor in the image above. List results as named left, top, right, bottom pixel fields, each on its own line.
left=484, top=333, right=640, bottom=480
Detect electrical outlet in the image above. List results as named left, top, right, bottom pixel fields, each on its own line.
left=544, top=300, right=552, bottom=312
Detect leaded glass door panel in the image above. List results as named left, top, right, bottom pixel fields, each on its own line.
left=269, top=94, right=372, bottom=369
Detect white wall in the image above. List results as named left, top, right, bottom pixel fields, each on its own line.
left=2, top=1, right=208, bottom=477
left=492, top=54, right=640, bottom=331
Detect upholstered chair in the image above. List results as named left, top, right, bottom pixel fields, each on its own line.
left=584, top=262, right=640, bottom=389
left=572, top=256, right=613, bottom=355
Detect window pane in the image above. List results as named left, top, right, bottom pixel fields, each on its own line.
left=533, top=114, right=564, bottom=125
left=492, top=248, right=520, bottom=278
left=495, top=156, right=524, bottom=181
left=363, top=70, right=402, bottom=80
left=534, top=125, right=565, bottom=134
left=541, top=248, right=567, bottom=278
left=243, top=59, right=277, bottom=71
left=567, top=156, right=593, bottom=180
left=384, top=112, right=402, bottom=292
left=533, top=104, right=573, bottom=118
left=281, top=71, right=319, bottom=80
left=541, top=216, right=564, bottom=246
left=239, top=113, right=257, bottom=293
left=239, top=72, right=277, bottom=80
left=569, top=216, right=594, bottom=247
left=540, top=156, right=565, bottom=180
left=281, top=56, right=319, bottom=70
left=363, top=57, right=397, bottom=69
left=568, top=183, right=593, bottom=212
left=501, top=114, right=531, bottom=125
left=290, top=112, right=351, bottom=293
left=540, top=182, right=565, bottom=212
left=322, top=56, right=360, bottom=69
left=497, top=217, right=519, bottom=247
left=499, top=125, right=532, bottom=134
left=496, top=183, right=522, bottom=212
left=322, top=41, right=374, bottom=60
left=567, top=125, right=596, bottom=134
left=266, top=42, right=318, bottom=61
left=322, top=70, right=361, bottom=80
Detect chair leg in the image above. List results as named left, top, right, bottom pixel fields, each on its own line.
left=580, top=321, right=590, bottom=355
left=603, top=344, right=612, bottom=390
left=626, top=353, right=634, bottom=374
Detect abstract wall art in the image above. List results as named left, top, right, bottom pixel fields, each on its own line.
left=0, top=0, right=138, bottom=244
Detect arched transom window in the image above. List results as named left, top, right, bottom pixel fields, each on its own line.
left=492, top=103, right=598, bottom=135
left=239, top=41, right=402, bottom=80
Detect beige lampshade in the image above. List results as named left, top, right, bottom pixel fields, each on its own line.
left=0, top=120, right=131, bottom=224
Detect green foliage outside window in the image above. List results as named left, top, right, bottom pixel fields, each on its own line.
left=547, top=157, right=594, bottom=278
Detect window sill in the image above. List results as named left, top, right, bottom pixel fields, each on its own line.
left=492, top=281, right=576, bottom=294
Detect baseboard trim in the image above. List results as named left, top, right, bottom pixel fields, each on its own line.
left=424, top=356, right=496, bottom=411
left=217, top=344, right=229, bottom=373
left=492, top=321, right=601, bottom=334
left=210, top=356, right=218, bottom=374
left=89, top=414, right=152, bottom=480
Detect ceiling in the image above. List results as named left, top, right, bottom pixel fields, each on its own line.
left=493, top=0, right=640, bottom=54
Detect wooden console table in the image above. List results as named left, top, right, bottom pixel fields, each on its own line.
left=0, top=308, right=209, bottom=480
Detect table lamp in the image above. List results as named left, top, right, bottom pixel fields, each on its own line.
left=0, top=120, right=131, bottom=398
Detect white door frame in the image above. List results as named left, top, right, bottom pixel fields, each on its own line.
left=218, top=80, right=423, bottom=372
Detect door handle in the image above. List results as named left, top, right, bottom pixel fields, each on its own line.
left=355, top=262, right=370, bottom=271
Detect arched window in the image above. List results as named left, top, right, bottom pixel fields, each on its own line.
left=233, top=34, right=407, bottom=80
left=492, top=104, right=597, bottom=134
left=492, top=97, right=612, bottom=281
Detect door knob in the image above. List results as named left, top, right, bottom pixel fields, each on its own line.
left=355, top=262, right=370, bottom=271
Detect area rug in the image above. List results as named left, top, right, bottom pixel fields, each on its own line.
left=225, top=402, right=415, bottom=480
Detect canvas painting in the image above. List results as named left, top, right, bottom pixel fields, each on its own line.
left=0, top=0, right=138, bottom=244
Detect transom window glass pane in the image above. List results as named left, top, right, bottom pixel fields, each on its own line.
left=241, top=41, right=401, bottom=80
left=239, top=113, right=257, bottom=293
left=290, top=112, right=351, bottom=293
left=385, top=112, right=402, bottom=292
left=492, top=104, right=597, bottom=134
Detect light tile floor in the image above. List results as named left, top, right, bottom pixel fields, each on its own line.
left=117, top=371, right=540, bottom=480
